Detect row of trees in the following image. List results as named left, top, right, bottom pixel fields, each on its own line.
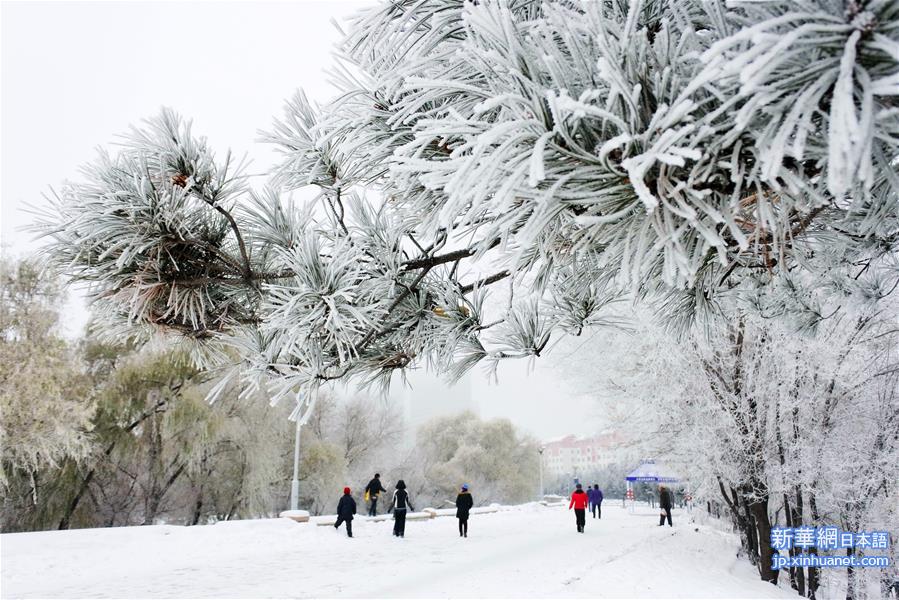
left=553, top=304, right=899, bottom=597
left=1, top=258, right=540, bottom=530
left=1, top=257, right=297, bottom=531
left=300, top=406, right=540, bottom=514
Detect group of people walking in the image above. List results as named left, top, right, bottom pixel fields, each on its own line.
left=338, top=475, right=673, bottom=539
left=334, top=473, right=473, bottom=539
left=567, top=483, right=603, bottom=533
left=568, top=483, right=673, bottom=532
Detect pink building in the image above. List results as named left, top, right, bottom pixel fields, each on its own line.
left=541, top=433, right=621, bottom=477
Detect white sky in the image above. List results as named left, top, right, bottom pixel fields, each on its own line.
left=1, top=0, right=604, bottom=440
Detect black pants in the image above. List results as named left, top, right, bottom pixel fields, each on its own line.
left=574, top=509, right=586, bottom=532
left=591, top=503, right=602, bottom=518
left=458, top=517, right=468, bottom=537
left=369, top=498, right=378, bottom=517
left=393, top=509, right=406, bottom=536
left=659, top=507, right=672, bottom=526
left=334, top=517, right=353, bottom=537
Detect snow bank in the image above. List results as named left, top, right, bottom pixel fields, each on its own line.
left=278, top=510, right=310, bottom=523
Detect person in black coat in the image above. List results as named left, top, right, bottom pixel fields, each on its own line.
left=364, top=473, right=387, bottom=516
left=334, top=487, right=357, bottom=537
left=388, top=480, right=414, bottom=537
left=658, top=485, right=673, bottom=527
left=592, top=484, right=604, bottom=519
left=455, top=484, right=474, bottom=538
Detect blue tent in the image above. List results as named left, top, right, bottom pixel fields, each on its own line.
left=625, top=460, right=680, bottom=483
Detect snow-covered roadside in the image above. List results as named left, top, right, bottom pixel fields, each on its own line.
left=2, top=504, right=796, bottom=599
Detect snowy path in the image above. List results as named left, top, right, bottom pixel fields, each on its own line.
left=2, top=504, right=795, bottom=598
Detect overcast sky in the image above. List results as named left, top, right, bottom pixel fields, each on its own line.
left=1, top=0, right=606, bottom=440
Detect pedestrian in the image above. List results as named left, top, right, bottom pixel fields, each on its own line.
left=456, top=484, right=473, bottom=538
left=364, top=473, right=387, bottom=517
left=389, top=479, right=415, bottom=537
left=334, top=487, right=356, bottom=538
left=586, top=483, right=594, bottom=516
left=658, top=484, right=673, bottom=527
left=591, top=484, right=603, bottom=519
left=569, top=483, right=589, bottom=533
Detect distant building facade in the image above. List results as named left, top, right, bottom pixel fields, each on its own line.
left=542, top=433, right=620, bottom=478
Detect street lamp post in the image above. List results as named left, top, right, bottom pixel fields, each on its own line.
left=287, top=391, right=317, bottom=513
left=290, top=418, right=302, bottom=511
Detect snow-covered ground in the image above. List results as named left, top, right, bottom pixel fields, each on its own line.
left=2, top=504, right=796, bottom=599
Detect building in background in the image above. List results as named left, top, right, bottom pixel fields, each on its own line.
left=541, top=433, right=621, bottom=479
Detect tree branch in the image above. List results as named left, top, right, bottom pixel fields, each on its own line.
left=195, top=193, right=253, bottom=282
left=460, top=270, right=510, bottom=294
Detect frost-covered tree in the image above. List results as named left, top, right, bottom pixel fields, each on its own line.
left=553, top=305, right=899, bottom=592
left=34, top=0, right=899, bottom=400
left=2, top=321, right=297, bottom=532
left=0, top=258, right=94, bottom=506
left=56, top=344, right=298, bottom=530
left=407, top=411, right=540, bottom=508
left=305, top=392, right=404, bottom=485
left=298, top=439, right=347, bottom=516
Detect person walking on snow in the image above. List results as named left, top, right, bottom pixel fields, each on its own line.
left=364, top=473, right=387, bottom=516
left=455, top=484, right=474, bottom=538
left=590, top=484, right=603, bottom=519
left=389, top=480, right=414, bottom=537
left=569, top=483, right=589, bottom=533
left=587, top=484, right=597, bottom=517
left=658, top=485, right=673, bottom=527
left=334, top=487, right=356, bottom=538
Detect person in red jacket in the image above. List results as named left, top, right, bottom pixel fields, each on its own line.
left=569, top=483, right=589, bottom=533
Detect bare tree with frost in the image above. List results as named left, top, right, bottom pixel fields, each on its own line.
left=33, top=0, right=899, bottom=404
left=551, top=302, right=899, bottom=592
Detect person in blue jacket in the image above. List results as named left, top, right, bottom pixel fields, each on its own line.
left=334, top=487, right=357, bottom=537
left=589, top=484, right=604, bottom=519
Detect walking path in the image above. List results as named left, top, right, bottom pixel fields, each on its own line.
left=1, top=504, right=796, bottom=598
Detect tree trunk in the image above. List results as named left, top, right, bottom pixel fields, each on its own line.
left=846, top=547, right=856, bottom=600
left=783, top=494, right=800, bottom=592
left=807, top=493, right=821, bottom=599
left=748, top=496, right=779, bottom=584
left=776, top=400, right=804, bottom=594
left=718, top=480, right=755, bottom=562
left=143, top=412, right=164, bottom=525
left=742, top=495, right=760, bottom=564
left=791, top=488, right=806, bottom=596
left=59, top=462, right=99, bottom=530
left=190, top=456, right=208, bottom=526
left=191, top=495, right=203, bottom=526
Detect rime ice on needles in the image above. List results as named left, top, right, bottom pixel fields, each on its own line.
left=35, top=0, right=899, bottom=397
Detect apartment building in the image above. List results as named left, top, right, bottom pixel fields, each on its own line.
left=541, top=433, right=619, bottom=477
